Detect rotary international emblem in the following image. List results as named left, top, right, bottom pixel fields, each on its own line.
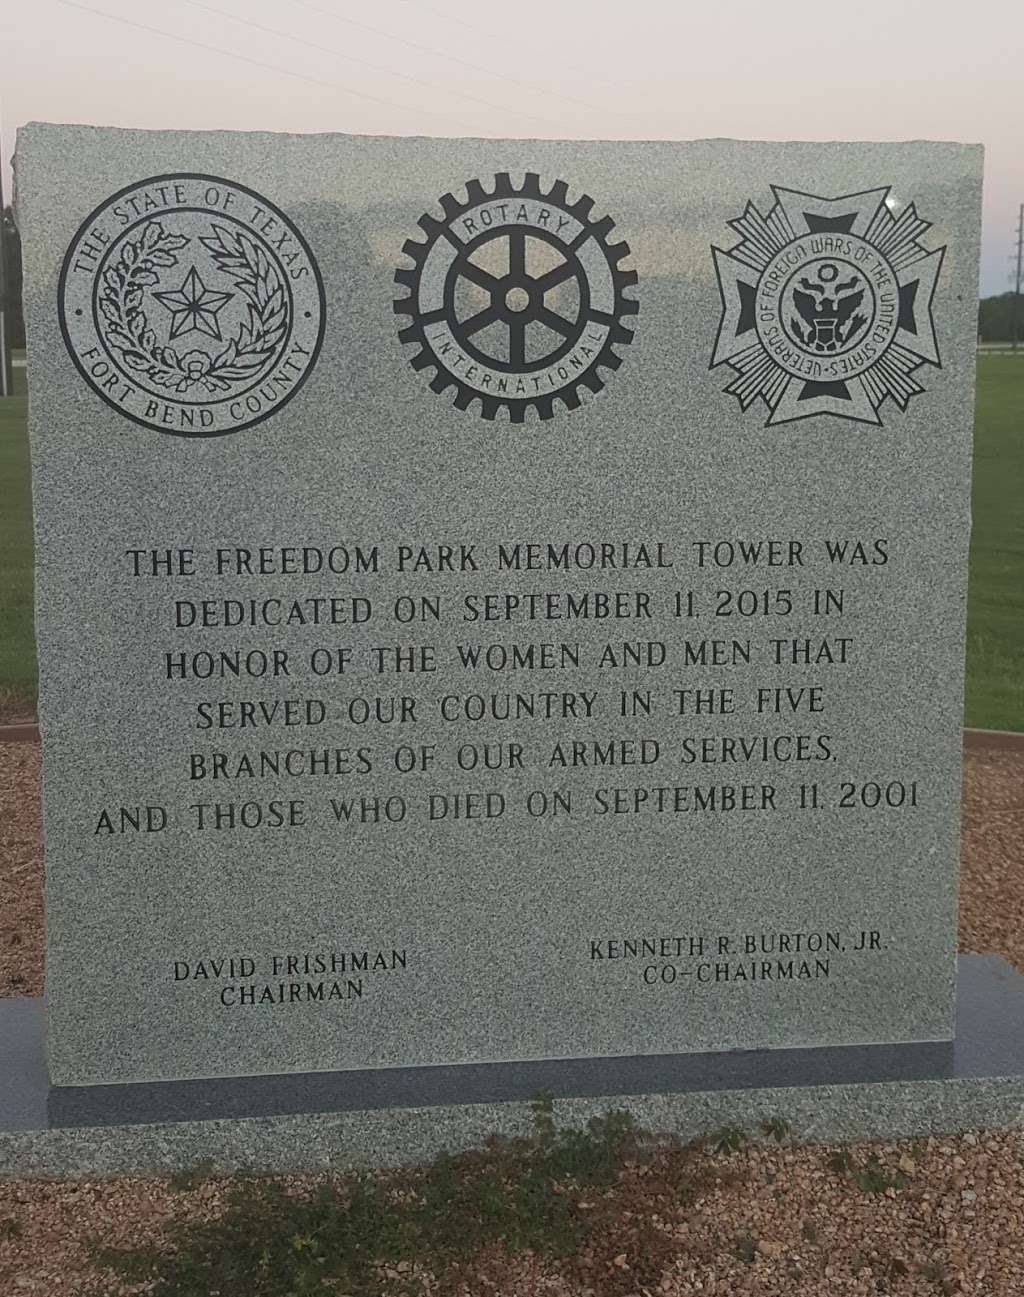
left=710, top=187, right=945, bottom=426
left=59, top=174, right=325, bottom=436
left=394, top=172, right=638, bottom=422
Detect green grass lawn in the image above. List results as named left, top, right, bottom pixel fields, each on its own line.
left=0, top=362, right=32, bottom=717
left=0, top=355, right=1022, bottom=727
left=965, top=355, right=1024, bottom=730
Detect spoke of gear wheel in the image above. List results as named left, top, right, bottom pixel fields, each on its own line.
left=508, top=319, right=526, bottom=368
left=534, top=261, right=577, bottom=293
left=459, top=261, right=502, bottom=294
left=461, top=304, right=501, bottom=338
left=508, top=228, right=527, bottom=280
left=536, top=307, right=574, bottom=338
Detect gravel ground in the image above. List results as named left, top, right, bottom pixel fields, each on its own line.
left=1, top=738, right=1022, bottom=1296
left=0, top=742, right=43, bottom=997
left=958, top=746, right=1024, bottom=971
left=1, top=1133, right=1022, bottom=1296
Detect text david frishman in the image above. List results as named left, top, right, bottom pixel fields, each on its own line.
left=172, top=949, right=407, bottom=1007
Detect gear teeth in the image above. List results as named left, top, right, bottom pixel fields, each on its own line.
left=417, top=214, right=444, bottom=238
left=589, top=215, right=614, bottom=242
left=396, top=172, right=637, bottom=422
left=546, top=179, right=569, bottom=206
left=464, top=177, right=487, bottom=205
left=439, top=191, right=461, bottom=221
left=572, top=194, right=594, bottom=221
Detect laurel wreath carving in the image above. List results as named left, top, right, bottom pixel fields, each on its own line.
left=97, top=220, right=289, bottom=395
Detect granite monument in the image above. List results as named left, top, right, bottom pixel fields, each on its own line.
left=4, top=125, right=1016, bottom=1174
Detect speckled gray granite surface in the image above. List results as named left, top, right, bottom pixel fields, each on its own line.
left=16, top=125, right=982, bottom=1086
left=1, top=958, right=1023, bottom=1177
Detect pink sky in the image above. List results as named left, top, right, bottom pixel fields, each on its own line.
left=3, top=0, right=1021, bottom=295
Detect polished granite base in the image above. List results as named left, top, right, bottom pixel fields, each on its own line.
left=3, top=955, right=1024, bottom=1176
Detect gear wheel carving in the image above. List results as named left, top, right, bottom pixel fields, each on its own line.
left=394, top=172, right=638, bottom=422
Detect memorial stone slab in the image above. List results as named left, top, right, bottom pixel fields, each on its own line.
left=15, top=125, right=982, bottom=1090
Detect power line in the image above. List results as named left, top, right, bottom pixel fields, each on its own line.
left=55, top=0, right=468, bottom=128
left=385, top=0, right=631, bottom=95
left=173, top=0, right=561, bottom=131
left=289, top=0, right=643, bottom=127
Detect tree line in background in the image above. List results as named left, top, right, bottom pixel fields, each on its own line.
left=978, top=293, right=1022, bottom=344
left=0, top=211, right=1019, bottom=354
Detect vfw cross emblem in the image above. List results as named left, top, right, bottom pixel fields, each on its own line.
left=711, top=187, right=945, bottom=426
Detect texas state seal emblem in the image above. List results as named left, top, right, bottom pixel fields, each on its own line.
left=59, top=174, right=325, bottom=437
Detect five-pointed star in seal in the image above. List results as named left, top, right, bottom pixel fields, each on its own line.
left=153, top=266, right=234, bottom=341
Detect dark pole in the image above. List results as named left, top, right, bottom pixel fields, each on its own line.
left=1013, top=204, right=1023, bottom=353
left=0, top=141, right=12, bottom=397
